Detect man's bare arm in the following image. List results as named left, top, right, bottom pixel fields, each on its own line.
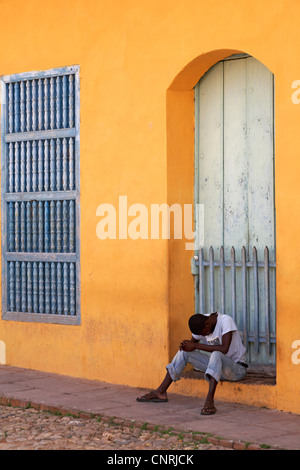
left=180, top=332, right=233, bottom=354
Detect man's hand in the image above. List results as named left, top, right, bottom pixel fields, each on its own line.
left=180, top=340, right=196, bottom=352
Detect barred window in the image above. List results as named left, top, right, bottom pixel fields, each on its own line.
left=1, top=66, right=80, bottom=324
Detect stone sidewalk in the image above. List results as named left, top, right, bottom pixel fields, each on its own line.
left=0, top=364, right=299, bottom=450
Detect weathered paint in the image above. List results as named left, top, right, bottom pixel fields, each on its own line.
left=195, top=56, right=275, bottom=260
left=0, top=0, right=299, bottom=414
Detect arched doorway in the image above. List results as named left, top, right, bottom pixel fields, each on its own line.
left=193, top=53, right=276, bottom=365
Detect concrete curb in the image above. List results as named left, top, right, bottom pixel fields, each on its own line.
left=0, top=395, right=281, bottom=451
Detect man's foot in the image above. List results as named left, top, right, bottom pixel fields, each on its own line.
left=200, top=401, right=217, bottom=415
left=136, top=390, right=168, bottom=403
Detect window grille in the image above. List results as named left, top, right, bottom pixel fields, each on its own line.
left=1, top=66, right=80, bottom=324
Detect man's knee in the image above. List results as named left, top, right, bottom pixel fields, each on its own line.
left=173, top=349, right=198, bottom=368
left=172, top=349, right=188, bottom=364
left=209, top=350, right=223, bottom=364
left=178, top=349, right=189, bottom=363
left=205, top=351, right=223, bottom=383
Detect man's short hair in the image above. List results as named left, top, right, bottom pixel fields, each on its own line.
left=188, top=314, right=207, bottom=335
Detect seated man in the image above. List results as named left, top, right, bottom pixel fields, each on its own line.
left=137, top=312, right=247, bottom=415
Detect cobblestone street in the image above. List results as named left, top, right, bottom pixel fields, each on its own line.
left=0, top=404, right=230, bottom=451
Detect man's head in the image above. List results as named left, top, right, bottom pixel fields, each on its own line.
left=188, top=313, right=217, bottom=336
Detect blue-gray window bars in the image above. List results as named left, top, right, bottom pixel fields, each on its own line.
left=1, top=66, right=80, bottom=324
left=191, top=246, right=276, bottom=361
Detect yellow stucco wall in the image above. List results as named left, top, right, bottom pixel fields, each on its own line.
left=0, top=0, right=300, bottom=414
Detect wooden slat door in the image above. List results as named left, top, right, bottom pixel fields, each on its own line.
left=194, top=55, right=275, bottom=364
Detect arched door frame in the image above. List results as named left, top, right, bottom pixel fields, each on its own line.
left=166, top=49, right=276, bottom=367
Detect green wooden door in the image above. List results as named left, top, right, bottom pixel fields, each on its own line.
left=194, top=54, right=276, bottom=364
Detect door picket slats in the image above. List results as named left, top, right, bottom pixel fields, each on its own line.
left=192, top=246, right=276, bottom=362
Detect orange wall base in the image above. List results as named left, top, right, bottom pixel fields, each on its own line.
left=172, top=378, right=277, bottom=410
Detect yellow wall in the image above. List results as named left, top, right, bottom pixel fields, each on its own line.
left=0, top=0, right=300, bottom=414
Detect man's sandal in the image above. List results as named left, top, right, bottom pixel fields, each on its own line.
left=200, top=401, right=217, bottom=415
left=136, top=391, right=168, bottom=403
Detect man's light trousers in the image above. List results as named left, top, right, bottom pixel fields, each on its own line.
left=166, top=349, right=246, bottom=383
